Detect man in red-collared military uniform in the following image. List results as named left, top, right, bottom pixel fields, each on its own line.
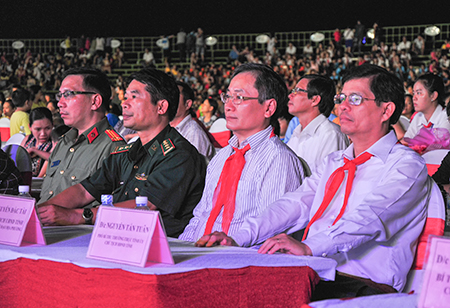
left=39, top=67, right=126, bottom=205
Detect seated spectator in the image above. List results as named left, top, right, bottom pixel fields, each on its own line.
left=0, top=148, right=22, bottom=195
left=180, top=63, right=305, bottom=242
left=404, top=74, right=450, bottom=141
left=197, top=64, right=434, bottom=300
left=412, top=35, right=425, bottom=55
left=285, top=42, right=297, bottom=57
left=142, top=48, right=155, bottom=67
left=20, top=107, right=53, bottom=177
left=286, top=75, right=349, bottom=172
left=2, top=99, right=15, bottom=119
left=170, top=81, right=215, bottom=161
left=398, top=36, right=411, bottom=52
left=10, top=88, right=32, bottom=135
left=199, top=97, right=218, bottom=130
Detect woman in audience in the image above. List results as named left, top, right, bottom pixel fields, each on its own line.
left=403, top=73, right=450, bottom=140
left=20, top=107, right=53, bottom=177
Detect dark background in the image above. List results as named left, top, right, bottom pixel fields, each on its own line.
left=1, top=0, right=448, bottom=39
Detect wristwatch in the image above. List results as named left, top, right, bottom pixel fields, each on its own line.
left=82, top=208, right=94, bottom=225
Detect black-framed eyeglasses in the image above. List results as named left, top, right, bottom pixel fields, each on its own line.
left=290, top=87, right=308, bottom=95
left=333, top=93, right=377, bottom=106
left=56, top=91, right=97, bottom=101
left=220, top=92, right=259, bottom=105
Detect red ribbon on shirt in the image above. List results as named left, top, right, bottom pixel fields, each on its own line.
left=302, top=152, right=374, bottom=241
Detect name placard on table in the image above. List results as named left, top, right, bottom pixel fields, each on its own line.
left=0, top=194, right=46, bottom=246
left=419, top=235, right=450, bottom=308
left=87, top=206, right=173, bottom=267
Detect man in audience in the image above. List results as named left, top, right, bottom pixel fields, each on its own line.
left=170, top=81, right=215, bottom=161
left=286, top=75, right=349, bottom=172
left=39, top=67, right=126, bottom=204
left=38, top=68, right=206, bottom=238
left=179, top=63, right=305, bottom=242
left=10, top=88, right=32, bottom=135
left=197, top=64, right=434, bottom=299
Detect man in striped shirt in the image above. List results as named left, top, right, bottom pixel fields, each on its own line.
left=179, top=63, right=306, bottom=242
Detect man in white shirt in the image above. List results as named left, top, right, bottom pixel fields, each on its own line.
left=287, top=75, right=349, bottom=172
left=179, top=63, right=305, bottom=242
left=398, top=36, right=411, bottom=52
left=197, top=64, right=435, bottom=299
left=142, top=48, right=155, bottom=67
left=170, top=81, right=215, bottom=161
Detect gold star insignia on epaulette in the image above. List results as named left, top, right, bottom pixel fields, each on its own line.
left=161, top=139, right=175, bottom=156
left=105, top=129, right=124, bottom=142
left=87, top=127, right=99, bottom=143
left=111, top=144, right=133, bottom=154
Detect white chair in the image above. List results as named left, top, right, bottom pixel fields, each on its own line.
left=422, top=149, right=450, bottom=176
left=5, top=133, right=26, bottom=146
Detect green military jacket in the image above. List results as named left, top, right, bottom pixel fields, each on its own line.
left=81, top=125, right=206, bottom=237
left=39, top=118, right=126, bottom=204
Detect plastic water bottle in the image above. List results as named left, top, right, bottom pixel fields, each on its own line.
left=135, top=196, right=149, bottom=210
left=101, top=194, right=114, bottom=206
left=18, top=185, right=32, bottom=198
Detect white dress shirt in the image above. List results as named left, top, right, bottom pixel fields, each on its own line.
left=175, top=115, right=215, bottom=161
left=232, top=131, right=431, bottom=292
left=179, top=125, right=305, bottom=242
left=405, top=105, right=450, bottom=139
left=287, top=114, right=349, bottom=172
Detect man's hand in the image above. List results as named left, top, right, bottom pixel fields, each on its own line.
left=258, top=233, right=312, bottom=256
left=38, top=205, right=83, bottom=226
left=195, top=231, right=238, bottom=247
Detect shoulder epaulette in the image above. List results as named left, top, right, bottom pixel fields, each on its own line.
left=161, top=138, right=176, bottom=156
left=105, top=129, right=124, bottom=142
left=111, top=144, right=132, bottom=154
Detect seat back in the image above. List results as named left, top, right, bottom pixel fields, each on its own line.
left=209, top=118, right=231, bottom=149
left=0, top=127, right=10, bottom=142
left=413, top=181, right=446, bottom=270
left=6, top=133, right=26, bottom=146
left=2, top=144, right=33, bottom=186
left=422, top=149, right=450, bottom=176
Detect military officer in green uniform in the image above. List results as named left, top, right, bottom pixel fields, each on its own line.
left=39, top=67, right=126, bottom=204
left=38, top=68, right=206, bottom=238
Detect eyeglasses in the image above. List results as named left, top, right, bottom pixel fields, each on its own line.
left=56, top=91, right=97, bottom=101
left=290, top=87, right=308, bottom=95
left=333, top=93, right=377, bottom=106
left=220, top=92, right=259, bottom=105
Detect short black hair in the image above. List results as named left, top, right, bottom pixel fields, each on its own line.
left=62, top=67, right=111, bottom=111
left=300, top=74, right=336, bottom=117
left=29, top=107, right=53, bottom=126
left=232, top=63, right=288, bottom=128
left=342, top=64, right=404, bottom=126
left=11, top=88, right=30, bottom=108
left=129, top=68, right=179, bottom=121
left=176, top=81, right=195, bottom=102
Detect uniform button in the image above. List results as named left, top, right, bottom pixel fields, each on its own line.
left=49, top=191, right=53, bottom=195
left=71, top=176, right=76, bottom=180
left=134, top=188, right=139, bottom=192
left=134, top=165, right=138, bottom=169
left=60, top=170, right=64, bottom=174
left=70, top=148, right=75, bottom=153
left=322, top=253, right=327, bottom=257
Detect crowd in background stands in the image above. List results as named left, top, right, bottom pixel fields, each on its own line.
left=1, top=26, right=450, bottom=120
